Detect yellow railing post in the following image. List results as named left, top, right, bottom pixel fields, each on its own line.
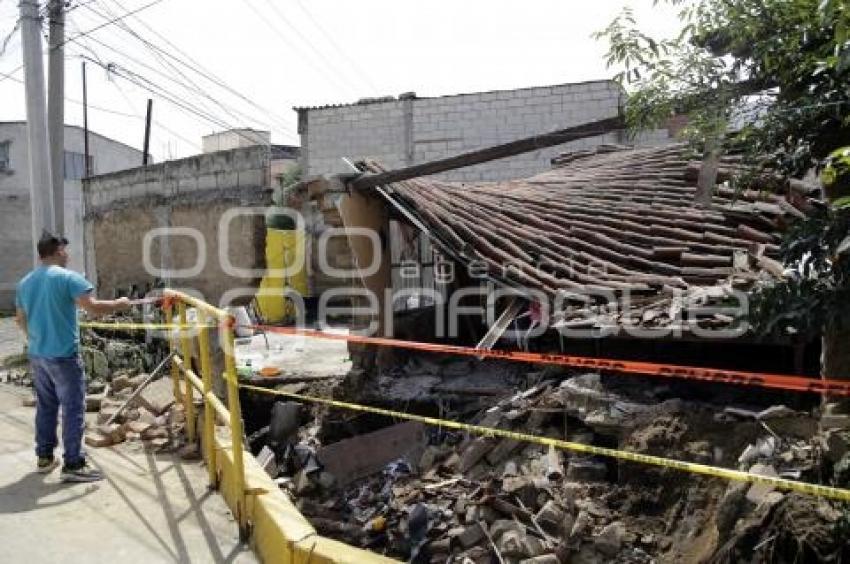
left=178, top=302, right=197, bottom=443
left=165, top=300, right=181, bottom=402
left=222, top=318, right=248, bottom=540
left=197, top=316, right=217, bottom=488
left=159, top=291, right=395, bottom=561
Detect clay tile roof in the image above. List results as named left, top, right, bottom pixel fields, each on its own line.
left=366, top=143, right=818, bottom=330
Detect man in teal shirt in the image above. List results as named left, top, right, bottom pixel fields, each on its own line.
left=16, top=232, right=130, bottom=482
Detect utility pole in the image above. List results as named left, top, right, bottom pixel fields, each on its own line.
left=82, top=62, right=90, bottom=176
left=47, top=0, right=65, bottom=233
left=20, top=0, right=55, bottom=265
left=143, top=98, right=152, bottom=165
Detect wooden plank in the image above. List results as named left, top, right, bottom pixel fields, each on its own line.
left=349, top=116, right=624, bottom=190
left=316, top=421, right=427, bottom=486
left=475, top=296, right=522, bottom=351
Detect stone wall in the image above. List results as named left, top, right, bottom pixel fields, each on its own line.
left=83, top=146, right=272, bottom=305
left=298, top=81, right=672, bottom=182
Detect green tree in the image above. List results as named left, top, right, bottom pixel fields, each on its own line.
left=596, top=0, right=850, bottom=378
left=595, top=0, right=850, bottom=178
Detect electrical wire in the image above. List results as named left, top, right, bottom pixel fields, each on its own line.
left=52, top=0, right=164, bottom=53
left=73, top=27, right=294, bottom=139
left=69, top=27, right=260, bottom=136
left=0, top=17, right=19, bottom=58
left=244, top=0, right=361, bottom=99
left=63, top=34, right=202, bottom=153
left=107, top=67, right=202, bottom=152
left=88, top=0, right=298, bottom=135
left=79, top=54, right=276, bottom=148
left=76, top=0, right=297, bottom=141
left=16, top=0, right=300, bottom=147
left=0, top=62, right=21, bottom=82
left=2, top=0, right=297, bottom=154
left=292, top=0, right=381, bottom=94
left=260, top=0, right=369, bottom=95
left=65, top=18, right=270, bottom=150
left=0, top=63, right=141, bottom=117
left=76, top=2, right=256, bottom=131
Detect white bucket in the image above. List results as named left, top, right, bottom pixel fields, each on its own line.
left=229, top=306, right=254, bottom=338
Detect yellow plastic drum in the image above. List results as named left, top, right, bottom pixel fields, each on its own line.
left=255, top=229, right=308, bottom=322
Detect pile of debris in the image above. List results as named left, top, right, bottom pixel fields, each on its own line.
left=253, top=367, right=850, bottom=562
left=2, top=320, right=158, bottom=396
left=84, top=370, right=190, bottom=454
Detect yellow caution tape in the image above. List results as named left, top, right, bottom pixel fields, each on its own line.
left=81, top=321, right=215, bottom=330
left=240, top=383, right=850, bottom=502
left=80, top=318, right=850, bottom=500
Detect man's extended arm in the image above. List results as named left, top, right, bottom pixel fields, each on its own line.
left=76, top=294, right=131, bottom=317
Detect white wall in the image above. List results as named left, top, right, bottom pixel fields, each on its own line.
left=0, top=122, right=143, bottom=310
left=202, top=129, right=271, bottom=153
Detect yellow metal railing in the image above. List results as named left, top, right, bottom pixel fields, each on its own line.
left=161, top=290, right=397, bottom=563
left=163, top=290, right=248, bottom=536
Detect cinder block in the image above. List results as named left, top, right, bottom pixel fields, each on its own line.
left=177, top=175, right=199, bottom=194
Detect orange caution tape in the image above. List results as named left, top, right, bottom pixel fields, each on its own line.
left=249, top=325, right=850, bottom=397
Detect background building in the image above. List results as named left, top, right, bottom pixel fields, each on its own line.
left=295, top=80, right=675, bottom=182
left=0, top=122, right=143, bottom=310
left=82, top=136, right=299, bottom=304
left=293, top=81, right=681, bottom=300
left=202, top=128, right=272, bottom=153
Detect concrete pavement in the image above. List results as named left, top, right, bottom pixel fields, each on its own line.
left=0, top=385, right=257, bottom=563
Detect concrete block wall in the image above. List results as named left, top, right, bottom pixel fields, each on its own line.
left=303, top=100, right=409, bottom=176
left=83, top=146, right=272, bottom=305
left=298, top=81, right=673, bottom=182
left=293, top=81, right=676, bottom=302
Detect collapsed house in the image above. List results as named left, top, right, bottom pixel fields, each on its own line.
left=250, top=142, right=850, bottom=563
left=298, top=142, right=821, bottom=378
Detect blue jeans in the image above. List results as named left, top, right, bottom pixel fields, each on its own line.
left=30, top=356, right=87, bottom=466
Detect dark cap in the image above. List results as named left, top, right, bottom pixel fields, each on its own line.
left=37, top=230, right=69, bottom=259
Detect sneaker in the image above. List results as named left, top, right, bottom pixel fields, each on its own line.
left=36, top=455, right=59, bottom=474
left=60, top=459, right=103, bottom=483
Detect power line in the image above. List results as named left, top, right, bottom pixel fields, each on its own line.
left=0, top=17, right=19, bottom=58
left=260, top=0, right=368, bottom=95
left=0, top=62, right=22, bottom=82
left=292, top=0, right=381, bottom=94
left=2, top=6, right=289, bottom=155
left=244, top=0, right=361, bottom=99
left=76, top=1, right=254, bottom=130
left=107, top=69, right=202, bottom=152
left=54, top=0, right=164, bottom=52
left=87, top=0, right=299, bottom=135
left=80, top=54, right=278, bottom=149
left=76, top=0, right=297, bottom=140
left=0, top=62, right=138, bottom=117
left=82, top=25, right=295, bottom=138
left=70, top=27, right=271, bottom=136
